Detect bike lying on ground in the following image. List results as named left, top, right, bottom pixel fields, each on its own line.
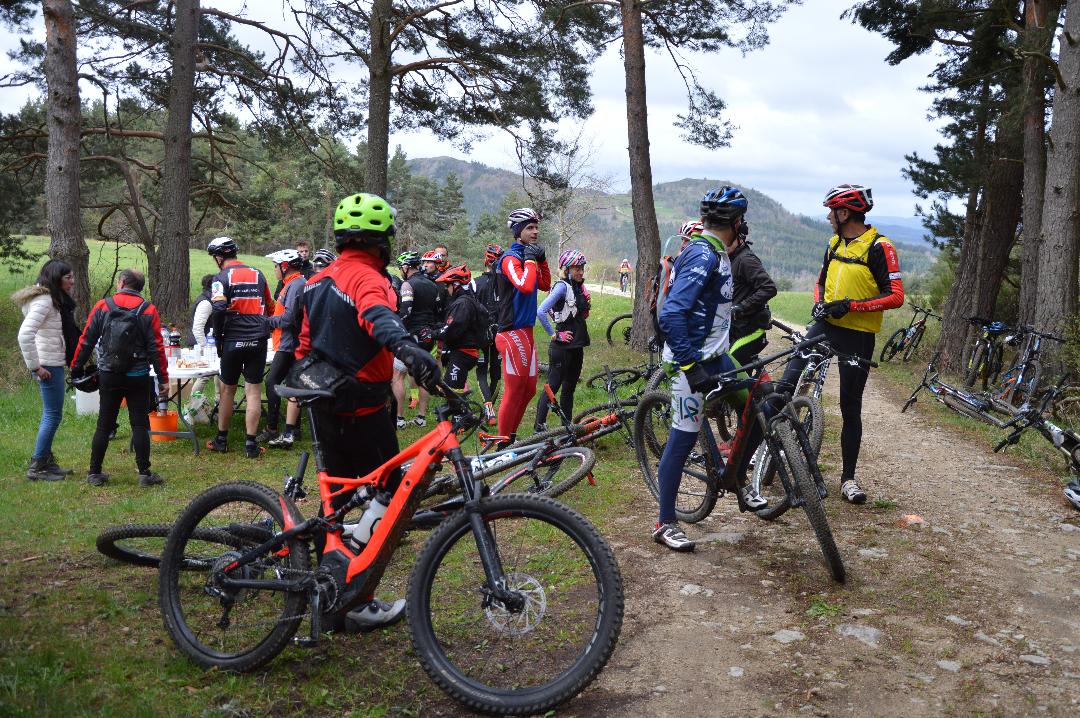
left=902, top=352, right=1020, bottom=427
left=880, top=302, right=941, bottom=363
left=158, top=381, right=623, bottom=715
left=634, top=334, right=859, bottom=583
left=993, top=375, right=1080, bottom=473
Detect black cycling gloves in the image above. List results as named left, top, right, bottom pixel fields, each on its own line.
left=396, top=343, right=439, bottom=390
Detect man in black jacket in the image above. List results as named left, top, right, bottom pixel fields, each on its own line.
left=392, top=252, right=443, bottom=427
left=725, top=222, right=777, bottom=365
left=435, top=264, right=488, bottom=389
left=470, top=243, right=502, bottom=424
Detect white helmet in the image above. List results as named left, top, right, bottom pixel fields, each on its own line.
left=265, top=248, right=303, bottom=268
left=207, top=236, right=238, bottom=256
left=506, top=207, right=540, bottom=229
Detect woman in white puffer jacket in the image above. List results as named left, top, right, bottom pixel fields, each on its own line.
left=14, top=259, right=79, bottom=480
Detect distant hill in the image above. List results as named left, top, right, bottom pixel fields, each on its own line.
left=406, top=157, right=937, bottom=289
left=873, top=215, right=936, bottom=247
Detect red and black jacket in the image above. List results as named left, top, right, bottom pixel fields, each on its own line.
left=297, top=247, right=417, bottom=416
left=211, top=259, right=274, bottom=344
left=71, top=288, right=168, bottom=383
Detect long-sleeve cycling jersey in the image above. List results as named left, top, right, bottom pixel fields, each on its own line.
left=297, top=247, right=416, bottom=416
left=659, top=233, right=734, bottom=367
left=815, top=227, right=904, bottom=334
left=210, top=259, right=274, bottom=343
left=494, top=243, right=551, bottom=331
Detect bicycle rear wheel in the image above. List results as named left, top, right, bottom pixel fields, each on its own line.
left=498, top=446, right=596, bottom=498
left=159, top=481, right=311, bottom=672
left=902, top=326, right=925, bottom=362
left=879, top=328, right=904, bottom=363
left=633, top=391, right=719, bottom=522
left=407, top=494, right=623, bottom=715
left=605, top=313, right=633, bottom=346
left=775, top=422, right=845, bottom=582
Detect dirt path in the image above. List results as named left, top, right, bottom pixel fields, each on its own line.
left=573, top=363, right=1079, bottom=716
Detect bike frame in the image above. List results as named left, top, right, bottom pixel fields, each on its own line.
left=213, top=395, right=521, bottom=644
left=903, top=354, right=1017, bottom=428
left=995, top=381, right=1080, bottom=472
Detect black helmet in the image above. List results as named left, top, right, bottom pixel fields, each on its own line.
left=69, top=365, right=100, bottom=393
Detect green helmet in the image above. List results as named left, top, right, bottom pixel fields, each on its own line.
left=333, top=193, right=396, bottom=238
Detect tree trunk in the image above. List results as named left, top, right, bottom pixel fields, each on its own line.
left=365, top=0, right=393, bottom=196
left=42, top=0, right=89, bottom=318
left=153, top=0, right=199, bottom=325
left=1033, top=0, right=1080, bottom=335
left=621, top=0, right=660, bottom=351
left=1018, top=0, right=1063, bottom=324
left=938, top=125, right=1025, bottom=371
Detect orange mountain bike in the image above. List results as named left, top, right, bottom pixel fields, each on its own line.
left=158, top=382, right=623, bottom=715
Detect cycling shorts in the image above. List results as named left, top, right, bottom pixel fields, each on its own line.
left=669, top=353, right=743, bottom=433
left=219, top=339, right=267, bottom=386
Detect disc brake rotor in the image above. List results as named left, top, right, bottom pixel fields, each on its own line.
left=483, top=573, right=547, bottom=635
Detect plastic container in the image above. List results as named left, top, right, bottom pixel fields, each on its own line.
left=74, top=389, right=99, bottom=415
left=148, top=410, right=178, bottom=441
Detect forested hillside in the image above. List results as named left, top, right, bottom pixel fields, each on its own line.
left=407, top=157, right=936, bottom=289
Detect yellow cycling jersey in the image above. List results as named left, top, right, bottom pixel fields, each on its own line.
left=821, top=228, right=902, bottom=334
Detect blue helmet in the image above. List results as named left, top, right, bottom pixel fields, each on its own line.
left=700, top=186, right=748, bottom=225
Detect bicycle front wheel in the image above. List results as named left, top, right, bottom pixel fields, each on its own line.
left=963, top=342, right=985, bottom=388
left=497, top=445, right=596, bottom=498
left=750, top=396, right=824, bottom=514
left=159, top=481, right=311, bottom=672
left=605, top=313, right=633, bottom=346
left=776, top=422, right=845, bottom=582
left=407, top=494, right=623, bottom=716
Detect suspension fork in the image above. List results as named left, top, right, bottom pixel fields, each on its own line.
left=445, top=446, right=523, bottom=611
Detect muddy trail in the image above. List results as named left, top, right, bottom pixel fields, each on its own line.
left=571, top=363, right=1079, bottom=717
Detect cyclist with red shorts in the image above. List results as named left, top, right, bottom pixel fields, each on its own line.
left=493, top=208, right=551, bottom=440
left=294, top=192, right=438, bottom=631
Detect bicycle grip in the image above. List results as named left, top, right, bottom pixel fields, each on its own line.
left=544, top=383, right=557, bottom=403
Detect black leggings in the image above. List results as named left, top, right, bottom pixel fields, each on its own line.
left=534, top=343, right=584, bottom=427
left=777, top=320, right=875, bottom=481
left=91, top=372, right=152, bottom=474
left=264, top=350, right=296, bottom=430
left=475, top=343, right=500, bottom=402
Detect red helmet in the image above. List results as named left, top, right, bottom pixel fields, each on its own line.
left=824, top=184, right=874, bottom=213
left=680, top=220, right=703, bottom=238
left=421, top=250, right=440, bottom=263
left=484, top=243, right=503, bottom=264
left=435, top=263, right=471, bottom=285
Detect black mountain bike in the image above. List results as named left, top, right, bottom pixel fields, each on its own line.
left=880, top=302, right=941, bottom=363
left=634, top=335, right=856, bottom=582
left=962, top=317, right=1011, bottom=389
left=993, top=326, right=1065, bottom=408
left=605, top=313, right=633, bottom=346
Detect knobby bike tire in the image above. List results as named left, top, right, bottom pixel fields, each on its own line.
left=605, top=314, right=633, bottom=346
left=940, top=394, right=997, bottom=426
left=506, top=425, right=587, bottom=451
left=902, top=326, right=925, bottom=362
left=987, top=344, right=1005, bottom=386
left=572, top=399, right=639, bottom=425
left=1011, top=360, right=1041, bottom=408
left=498, top=446, right=596, bottom=499
left=159, top=480, right=311, bottom=673
left=750, top=396, right=824, bottom=516
left=585, top=368, right=643, bottom=390
left=775, top=421, right=845, bottom=582
left=880, top=328, right=905, bottom=363
left=406, top=493, right=624, bottom=716
left=963, top=342, right=985, bottom=388
left=97, top=523, right=253, bottom=570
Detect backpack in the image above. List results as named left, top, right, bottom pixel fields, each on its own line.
left=649, top=255, right=677, bottom=342
left=98, top=297, right=149, bottom=373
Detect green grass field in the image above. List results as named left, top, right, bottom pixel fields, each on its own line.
left=0, top=243, right=647, bottom=717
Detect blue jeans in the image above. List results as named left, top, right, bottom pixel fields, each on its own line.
left=33, top=366, right=65, bottom=460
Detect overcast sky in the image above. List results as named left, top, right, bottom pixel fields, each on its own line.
left=0, top=0, right=945, bottom=218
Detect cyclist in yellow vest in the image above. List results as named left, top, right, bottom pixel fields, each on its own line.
left=777, top=183, right=904, bottom=504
